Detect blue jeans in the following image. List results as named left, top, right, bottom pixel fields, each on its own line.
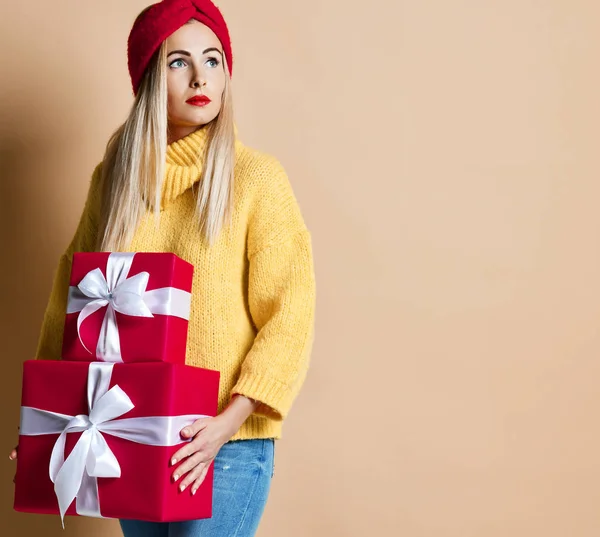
left=119, top=439, right=274, bottom=537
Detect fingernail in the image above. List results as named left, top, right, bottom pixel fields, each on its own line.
left=192, top=488, right=197, bottom=496
left=173, top=474, right=179, bottom=482
left=182, top=428, right=189, bottom=436
left=180, top=484, right=186, bottom=492
left=8, top=455, right=13, bottom=460
left=171, top=458, right=177, bottom=465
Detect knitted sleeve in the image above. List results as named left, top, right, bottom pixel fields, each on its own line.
left=232, top=156, right=316, bottom=421
left=36, top=164, right=103, bottom=360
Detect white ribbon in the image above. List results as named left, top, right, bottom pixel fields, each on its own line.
left=66, top=253, right=192, bottom=362
left=20, top=362, right=208, bottom=525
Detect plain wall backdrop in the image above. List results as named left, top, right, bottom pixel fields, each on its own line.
left=1, top=1, right=600, bottom=536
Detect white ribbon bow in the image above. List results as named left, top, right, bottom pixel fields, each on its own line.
left=67, top=253, right=191, bottom=362
left=20, top=362, right=208, bottom=525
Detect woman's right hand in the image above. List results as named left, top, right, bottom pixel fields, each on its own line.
left=9, top=445, right=17, bottom=483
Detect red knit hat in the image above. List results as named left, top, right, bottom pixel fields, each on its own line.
left=127, top=0, right=233, bottom=95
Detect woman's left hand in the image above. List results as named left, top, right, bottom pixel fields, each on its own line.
left=171, top=415, right=235, bottom=495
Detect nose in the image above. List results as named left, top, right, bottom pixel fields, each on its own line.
left=191, top=72, right=207, bottom=89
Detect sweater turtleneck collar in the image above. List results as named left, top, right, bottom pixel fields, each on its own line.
left=162, top=126, right=210, bottom=208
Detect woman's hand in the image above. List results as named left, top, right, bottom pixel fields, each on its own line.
left=171, top=395, right=260, bottom=495
left=171, top=415, right=234, bottom=495
left=9, top=445, right=18, bottom=483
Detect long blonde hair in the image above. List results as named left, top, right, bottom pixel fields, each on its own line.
left=98, top=27, right=235, bottom=251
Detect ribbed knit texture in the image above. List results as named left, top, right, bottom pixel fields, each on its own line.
left=35, top=126, right=316, bottom=440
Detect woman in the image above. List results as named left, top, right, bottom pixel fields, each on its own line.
left=9, top=1, right=316, bottom=536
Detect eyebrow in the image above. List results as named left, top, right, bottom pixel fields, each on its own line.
left=167, top=48, right=223, bottom=58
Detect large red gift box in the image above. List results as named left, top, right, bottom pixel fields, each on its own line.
left=61, top=252, right=193, bottom=364
left=14, top=360, right=220, bottom=522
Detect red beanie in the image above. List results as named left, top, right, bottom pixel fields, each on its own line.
left=127, top=0, right=233, bottom=95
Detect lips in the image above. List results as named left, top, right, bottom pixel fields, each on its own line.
left=186, top=95, right=211, bottom=106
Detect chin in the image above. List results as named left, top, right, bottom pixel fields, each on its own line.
left=169, top=106, right=220, bottom=129
left=186, top=111, right=218, bottom=126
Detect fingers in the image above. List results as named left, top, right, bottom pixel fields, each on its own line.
left=171, top=434, right=207, bottom=466
left=11, top=444, right=18, bottom=483
left=191, top=464, right=210, bottom=495
left=172, top=451, right=205, bottom=484
left=10, top=430, right=19, bottom=461
left=178, top=460, right=209, bottom=493
left=180, top=417, right=210, bottom=440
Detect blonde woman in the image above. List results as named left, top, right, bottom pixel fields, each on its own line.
left=9, top=1, right=316, bottom=536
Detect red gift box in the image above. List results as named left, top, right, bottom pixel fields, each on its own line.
left=14, top=360, right=220, bottom=523
left=61, top=252, right=193, bottom=364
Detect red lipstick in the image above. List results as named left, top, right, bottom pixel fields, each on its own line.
left=186, top=95, right=211, bottom=106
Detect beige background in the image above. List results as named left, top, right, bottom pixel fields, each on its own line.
left=1, top=0, right=600, bottom=535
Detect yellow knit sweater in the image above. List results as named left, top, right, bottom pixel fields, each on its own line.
left=36, top=126, right=316, bottom=440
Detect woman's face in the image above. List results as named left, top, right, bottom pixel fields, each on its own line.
left=165, top=21, right=226, bottom=140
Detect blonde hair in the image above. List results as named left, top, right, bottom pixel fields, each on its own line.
left=98, top=25, right=235, bottom=251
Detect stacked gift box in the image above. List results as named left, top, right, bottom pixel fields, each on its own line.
left=14, top=252, right=220, bottom=524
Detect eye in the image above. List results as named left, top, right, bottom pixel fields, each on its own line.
left=169, top=58, right=187, bottom=69
left=206, top=57, right=220, bottom=68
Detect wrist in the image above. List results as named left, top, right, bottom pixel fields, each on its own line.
left=219, top=394, right=259, bottom=436
left=216, top=412, right=242, bottom=440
